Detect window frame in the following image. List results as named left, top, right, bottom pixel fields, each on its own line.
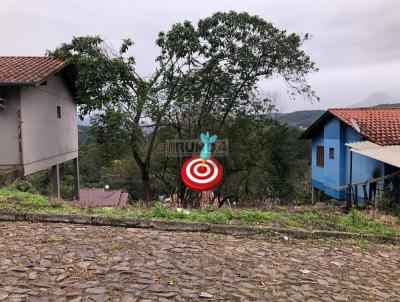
left=329, top=147, right=335, bottom=159
left=316, top=145, right=324, bottom=167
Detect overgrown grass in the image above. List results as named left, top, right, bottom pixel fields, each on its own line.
left=0, top=188, right=77, bottom=214
left=0, top=188, right=48, bottom=210
left=338, top=208, right=400, bottom=237
left=1, top=187, right=400, bottom=237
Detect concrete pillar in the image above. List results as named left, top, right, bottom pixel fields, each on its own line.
left=73, top=157, right=80, bottom=200
left=312, top=187, right=319, bottom=204
left=52, top=164, right=60, bottom=199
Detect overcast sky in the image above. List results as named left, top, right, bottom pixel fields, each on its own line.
left=1, top=0, right=399, bottom=112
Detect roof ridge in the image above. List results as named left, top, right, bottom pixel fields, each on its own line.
left=329, top=107, right=400, bottom=110
left=0, top=56, right=58, bottom=58
left=302, top=108, right=400, bottom=145
left=0, top=57, right=68, bottom=85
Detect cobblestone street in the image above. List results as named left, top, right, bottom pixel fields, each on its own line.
left=1, top=221, right=400, bottom=301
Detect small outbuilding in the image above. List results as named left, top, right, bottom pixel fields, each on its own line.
left=0, top=56, right=79, bottom=198
left=79, top=189, right=128, bottom=208
left=301, top=108, right=400, bottom=204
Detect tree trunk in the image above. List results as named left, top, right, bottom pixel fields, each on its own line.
left=142, top=166, right=152, bottom=202
left=131, top=142, right=152, bottom=203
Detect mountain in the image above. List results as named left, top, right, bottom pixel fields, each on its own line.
left=375, top=102, right=400, bottom=108
left=273, top=100, right=400, bottom=130
left=350, top=93, right=399, bottom=107
left=273, top=110, right=324, bottom=129
left=76, top=94, right=399, bottom=132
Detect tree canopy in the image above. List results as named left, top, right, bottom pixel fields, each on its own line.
left=48, top=11, right=318, bottom=203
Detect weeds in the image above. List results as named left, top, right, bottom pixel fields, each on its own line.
left=1, top=187, right=400, bottom=237
left=42, top=235, right=65, bottom=244
left=304, top=237, right=372, bottom=248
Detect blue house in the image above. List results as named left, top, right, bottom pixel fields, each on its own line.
left=300, top=108, right=400, bottom=202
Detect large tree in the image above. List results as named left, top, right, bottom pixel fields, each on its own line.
left=49, top=11, right=318, bottom=202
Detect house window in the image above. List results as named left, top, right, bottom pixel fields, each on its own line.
left=329, top=147, right=334, bottom=159
left=57, top=106, right=62, bottom=119
left=316, top=145, right=324, bottom=167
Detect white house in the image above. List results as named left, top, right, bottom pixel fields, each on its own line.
left=0, top=56, right=79, bottom=199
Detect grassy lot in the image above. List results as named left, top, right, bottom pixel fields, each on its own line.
left=1, top=187, right=400, bottom=237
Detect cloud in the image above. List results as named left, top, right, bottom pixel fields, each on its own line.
left=1, top=0, right=399, bottom=111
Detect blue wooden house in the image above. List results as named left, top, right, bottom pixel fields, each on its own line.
left=300, top=108, right=400, bottom=202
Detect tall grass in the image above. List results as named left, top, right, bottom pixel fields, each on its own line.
left=1, top=188, right=400, bottom=237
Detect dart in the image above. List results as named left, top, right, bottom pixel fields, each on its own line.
left=181, top=132, right=223, bottom=192
left=200, top=132, right=218, bottom=162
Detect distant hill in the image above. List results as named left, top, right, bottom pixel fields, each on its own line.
left=375, top=102, right=400, bottom=108
left=273, top=110, right=324, bottom=129
left=77, top=97, right=399, bottom=133
left=351, top=93, right=400, bottom=107
left=274, top=102, right=400, bottom=130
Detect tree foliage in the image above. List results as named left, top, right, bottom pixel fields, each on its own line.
left=48, top=11, right=318, bottom=203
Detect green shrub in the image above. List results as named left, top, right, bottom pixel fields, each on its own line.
left=338, top=209, right=395, bottom=237
left=10, top=179, right=38, bottom=194
left=0, top=188, right=49, bottom=211
left=145, top=202, right=168, bottom=218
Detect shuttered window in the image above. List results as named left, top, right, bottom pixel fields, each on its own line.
left=316, top=145, right=324, bottom=167
left=329, top=147, right=335, bottom=159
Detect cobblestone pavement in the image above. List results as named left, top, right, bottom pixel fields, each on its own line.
left=1, top=222, right=400, bottom=302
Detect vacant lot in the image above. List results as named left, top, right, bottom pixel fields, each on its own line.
left=1, top=188, right=400, bottom=238
left=0, top=221, right=400, bottom=301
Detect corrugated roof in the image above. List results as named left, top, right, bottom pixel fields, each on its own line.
left=0, top=56, right=67, bottom=85
left=346, top=141, right=400, bottom=168
left=301, top=108, right=400, bottom=146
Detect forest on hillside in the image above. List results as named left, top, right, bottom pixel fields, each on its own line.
left=28, top=119, right=311, bottom=206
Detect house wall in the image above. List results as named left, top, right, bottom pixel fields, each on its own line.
left=311, top=117, right=346, bottom=199
left=0, top=87, right=21, bottom=167
left=323, top=117, right=343, bottom=198
left=385, top=164, right=400, bottom=203
left=341, top=126, right=384, bottom=202
left=343, top=127, right=384, bottom=188
left=311, top=117, right=384, bottom=201
left=20, top=74, right=78, bottom=175
left=311, top=128, right=324, bottom=191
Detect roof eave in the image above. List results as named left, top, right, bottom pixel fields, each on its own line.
left=0, top=82, right=35, bottom=86
left=0, top=61, right=69, bottom=88
left=299, top=111, right=332, bottom=140
left=34, top=61, right=69, bottom=87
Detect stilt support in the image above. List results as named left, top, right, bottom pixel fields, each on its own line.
left=52, top=164, right=61, bottom=199
left=312, top=187, right=319, bottom=204
left=73, top=157, right=80, bottom=200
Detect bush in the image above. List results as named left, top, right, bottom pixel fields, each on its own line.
left=146, top=202, right=168, bottom=218
left=10, top=179, right=38, bottom=194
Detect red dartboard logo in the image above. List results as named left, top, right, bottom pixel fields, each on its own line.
left=181, top=156, right=223, bottom=192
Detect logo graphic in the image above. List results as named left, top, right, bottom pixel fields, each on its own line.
left=181, top=156, right=223, bottom=191
left=165, top=139, right=229, bottom=157
left=180, top=132, right=224, bottom=192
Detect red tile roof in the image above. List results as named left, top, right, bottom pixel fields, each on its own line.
left=79, top=189, right=129, bottom=208
left=0, top=56, right=67, bottom=85
left=301, top=108, right=400, bottom=146
left=328, top=108, right=400, bottom=146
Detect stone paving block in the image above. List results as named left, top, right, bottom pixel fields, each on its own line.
left=0, top=221, right=399, bottom=301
